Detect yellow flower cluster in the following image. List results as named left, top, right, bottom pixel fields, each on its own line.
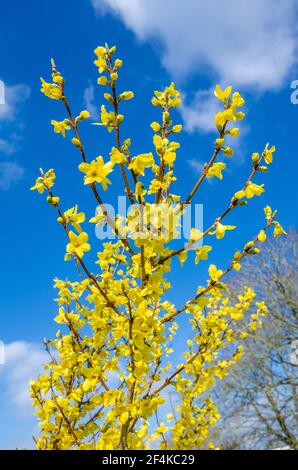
left=30, top=44, right=286, bottom=450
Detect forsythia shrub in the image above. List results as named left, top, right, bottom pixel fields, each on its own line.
left=30, top=44, right=285, bottom=450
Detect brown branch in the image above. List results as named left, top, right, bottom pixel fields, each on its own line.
left=162, top=214, right=276, bottom=323
left=63, top=96, right=135, bottom=256
left=157, top=148, right=267, bottom=267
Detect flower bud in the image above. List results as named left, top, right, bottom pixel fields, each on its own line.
left=110, top=72, right=118, bottom=82
left=119, top=91, right=134, bottom=101
left=151, top=122, right=161, bottom=132
left=244, top=241, right=254, bottom=252
left=72, top=138, right=82, bottom=149
left=114, top=59, right=123, bottom=69
left=104, top=93, right=114, bottom=104
left=76, top=110, right=90, bottom=122
left=97, top=76, right=108, bottom=86
left=172, top=124, right=182, bottom=133
left=229, top=128, right=239, bottom=137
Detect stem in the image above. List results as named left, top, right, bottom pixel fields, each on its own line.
left=63, top=96, right=135, bottom=256
left=162, top=214, right=276, bottom=323
left=158, top=149, right=267, bottom=267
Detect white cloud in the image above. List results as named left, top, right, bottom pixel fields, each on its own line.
left=0, top=138, right=17, bottom=155
left=93, top=0, right=298, bottom=90
left=181, top=88, right=221, bottom=133
left=0, top=341, right=47, bottom=408
left=84, top=81, right=98, bottom=119
left=0, top=82, right=30, bottom=188
left=0, top=161, right=24, bottom=190
left=0, top=83, right=30, bottom=122
left=187, top=158, right=204, bottom=174
left=0, top=341, right=47, bottom=449
left=92, top=0, right=298, bottom=131
left=0, top=133, right=23, bottom=156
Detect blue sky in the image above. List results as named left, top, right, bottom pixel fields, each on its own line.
left=0, top=0, right=298, bottom=448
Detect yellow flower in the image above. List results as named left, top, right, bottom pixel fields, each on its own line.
left=214, top=107, right=236, bottom=127
left=79, top=157, right=113, bottom=189
left=163, top=150, right=176, bottom=165
left=273, top=222, right=287, bottom=238
left=40, top=78, right=63, bottom=100
left=263, top=145, right=276, bottom=164
left=51, top=119, right=71, bottom=137
left=151, top=83, right=181, bottom=108
left=231, top=92, right=245, bottom=107
left=100, top=105, right=123, bottom=132
left=245, top=182, right=265, bottom=199
left=208, top=264, right=223, bottom=281
left=155, top=423, right=168, bottom=435
left=189, top=228, right=202, bottom=242
left=62, top=205, right=85, bottom=232
left=94, top=46, right=106, bottom=57
left=110, top=147, right=126, bottom=164
left=31, top=177, right=46, bottom=193
left=101, top=105, right=113, bottom=127
left=89, top=207, right=106, bottom=228
left=94, top=47, right=107, bottom=73
left=119, top=411, right=129, bottom=425
left=233, top=262, right=242, bottom=271
left=195, top=246, right=212, bottom=264
left=214, top=85, right=232, bottom=102
left=207, top=162, right=226, bottom=180
left=264, top=205, right=272, bottom=220
left=212, top=222, right=236, bottom=239
left=128, top=153, right=154, bottom=176
left=31, top=169, right=56, bottom=193
left=66, top=231, right=90, bottom=258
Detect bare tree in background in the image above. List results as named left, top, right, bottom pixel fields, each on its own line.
left=214, top=231, right=298, bottom=450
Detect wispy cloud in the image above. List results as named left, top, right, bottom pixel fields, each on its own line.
left=0, top=162, right=25, bottom=190
left=187, top=158, right=217, bottom=185
left=0, top=82, right=30, bottom=189
left=84, top=81, right=98, bottom=119
left=181, top=88, right=221, bottom=133
left=0, top=83, right=30, bottom=122
left=187, top=158, right=204, bottom=174
left=0, top=138, right=17, bottom=155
